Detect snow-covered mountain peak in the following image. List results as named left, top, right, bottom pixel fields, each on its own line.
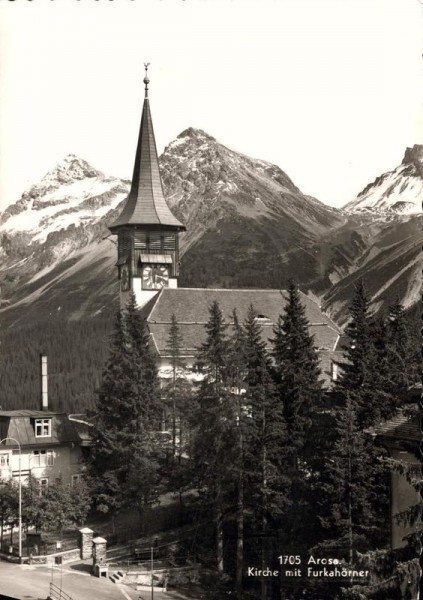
left=402, top=144, right=423, bottom=177
left=344, top=145, right=423, bottom=216
left=43, top=153, right=104, bottom=184
left=0, top=155, right=128, bottom=242
left=22, top=154, right=105, bottom=201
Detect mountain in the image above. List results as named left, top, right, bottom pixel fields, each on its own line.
left=344, top=145, right=423, bottom=215
left=161, top=128, right=343, bottom=248
left=0, top=129, right=347, bottom=317
left=0, top=132, right=421, bottom=410
left=161, top=128, right=346, bottom=288
left=324, top=144, right=422, bottom=324
left=0, top=154, right=128, bottom=241
left=319, top=213, right=422, bottom=325
left=0, top=154, right=127, bottom=317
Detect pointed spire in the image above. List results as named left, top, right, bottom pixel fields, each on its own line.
left=109, top=66, right=185, bottom=232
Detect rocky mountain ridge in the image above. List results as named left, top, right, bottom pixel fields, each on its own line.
left=0, top=130, right=421, bottom=328
left=0, top=154, right=128, bottom=244
left=344, top=144, right=423, bottom=216
left=0, top=131, right=421, bottom=412
left=161, top=127, right=344, bottom=253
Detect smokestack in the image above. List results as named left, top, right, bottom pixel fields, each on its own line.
left=40, top=354, right=48, bottom=411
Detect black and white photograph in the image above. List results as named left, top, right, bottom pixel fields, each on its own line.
left=0, top=1, right=421, bottom=599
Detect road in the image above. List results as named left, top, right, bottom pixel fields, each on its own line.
left=0, top=561, right=189, bottom=600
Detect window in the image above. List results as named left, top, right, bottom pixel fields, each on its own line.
left=0, top=453, right=9, bottom=467
left=35, top=418, right=51, bottom=437
left=71, top=474, right=81, bottom=486
left=32, top=450, right=54, bottom=467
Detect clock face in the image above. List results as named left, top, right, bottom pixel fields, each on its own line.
left=142, top=265, right=169, bottom=290
left=120, top=265, right=130, bottom=291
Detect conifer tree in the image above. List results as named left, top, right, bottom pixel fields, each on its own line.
left=243, top=305, right=289, bottom=517
left=385, top=300, right=417, bottom=398
left=369, top=316, right=403, bottom=420
left=319, top=397, right=389, bottom=561
left=162, top=315, right=195, bottom=506
left=90, top=294, right=162, bottom=516
left=338, top=286, right=417, bottom=426
left=227, top=309, right=247, bottom=598
left=337, top=280, right=382, bottom=427
left=125, top=293, right=162, bottom=433
left=271, top=282, right=322, bottom=460
left=191, top=301, right=235, bottom=573
left=165, top=313, right=185, bottom=458
left=196, top=300, right=230, bottom=392
left=242, top=305, right=290, bottom=600
left=269, top=283, right=327, bottom=567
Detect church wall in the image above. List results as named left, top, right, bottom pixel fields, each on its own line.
left=121, top=281, right=158, bottom=310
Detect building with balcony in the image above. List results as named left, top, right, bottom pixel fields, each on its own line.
left=0, top=410, right=90, bottom=489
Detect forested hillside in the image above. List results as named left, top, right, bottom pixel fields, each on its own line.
left=0, top=313, right=115, bottom=412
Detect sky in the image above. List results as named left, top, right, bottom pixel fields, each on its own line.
left=0, top=0, right=422, bottom=211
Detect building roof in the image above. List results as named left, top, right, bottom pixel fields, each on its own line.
left=147, top=287, right=340, bottom=345
left=109, top=79, right=185, bottom=231
left=0, top=411, right=90, bottom=448
left=145, top=287, right=341, bottom=386
left=375, top=409, right=420, bottom=443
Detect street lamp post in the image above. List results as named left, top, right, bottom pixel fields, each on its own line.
left=0, top=437, right=22, bottom=560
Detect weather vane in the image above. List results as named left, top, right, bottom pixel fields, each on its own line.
left=144, top=63, right=150, bottom=97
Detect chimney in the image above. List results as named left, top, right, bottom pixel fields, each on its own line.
left=40, top=354, right=48, bottom=411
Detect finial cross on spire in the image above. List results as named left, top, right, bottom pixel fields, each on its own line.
left=144, top=62, right=150, bottom=98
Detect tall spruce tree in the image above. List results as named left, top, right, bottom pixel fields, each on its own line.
left=271, top=282, right=322, bottom=460
left=242, top=306, right=290, bottom=600
left=227, top=309, right=248, bottom=599
left=163, top=314, right=194, bottom=505
left=90, top=294, right=163, bottom=516
left=196, top=300, right=230, bottom=392
left=191, top=301, right=236, bottom=573
left=338, top=286, right=417, bottom=425
left=337, top=280, right=381, bottom=427
left=369, top=316, right=403, bottom=420
left=242, top=305, right=290, bottom=518
left=385, top=301, right=417, bottom=398
left=270, top=283, right=326, bottom=570
left=318, top=397, right=389, bottom=561
left=165, top=313, right=185, bottom=458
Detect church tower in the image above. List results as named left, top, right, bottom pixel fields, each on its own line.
left=109, top=65, right=186, bottom=309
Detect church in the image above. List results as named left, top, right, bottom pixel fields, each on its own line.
left=108, top=66, right=342, bottom=387
left=106, top=67, right=420, bottom=555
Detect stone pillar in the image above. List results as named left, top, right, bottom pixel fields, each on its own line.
left=78, top=527, right=94, bottom=560
left=92, top=536, right=107, bottom=565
